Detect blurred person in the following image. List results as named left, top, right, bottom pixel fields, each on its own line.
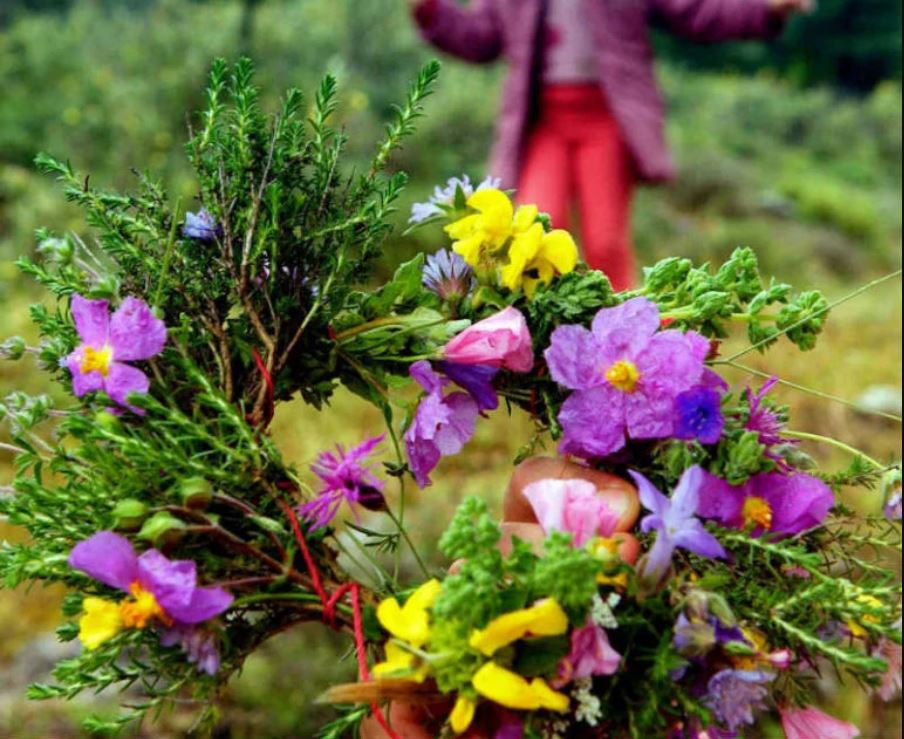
left=359, top=457, right=641, bottom=738
left=405, top=0, right=812, bottom=290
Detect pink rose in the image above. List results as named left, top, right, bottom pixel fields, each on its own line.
left=780, top=706, right=860, bottom=739
left=443, top=306, right=533, bottom=372
left=523, top=478, right=620, bottom=548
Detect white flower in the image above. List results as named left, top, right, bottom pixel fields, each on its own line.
left=591, top=592, right=621, bottom=629
left=573, top=676, right=603, bottom=727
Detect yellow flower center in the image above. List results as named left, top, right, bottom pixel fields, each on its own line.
left=80, top=345, right=113, bottom=376
left=119, top=582, right=171, bottom=629
left=742, top=496, right=773, bottom=530
left=605, top=360, right=640, bottom=393
left=78, top=597, right=124, bottom=650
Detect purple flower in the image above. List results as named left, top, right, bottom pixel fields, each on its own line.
left=422, top=249, right=475, bottom=302
left=409, top=174, right=501, bottom=224
left=672, top=612, right=746, bottom=658
left=674, top=386, right=725, bottom=445
left=885, top=491, right=903, bottom=520
left=705, top=669, right=773, bottom=732
left=65, top=295, right=167, bottom=414
left=744, top=377, right=794, bottom=469
left=297, top=435, right=386, bottom=530
left=631, top=466, right=727, bottom=583
left=562, top=619, right=621, bottom=679
left=404, top=361, right=478, bottom=487
left=544, top=297, right=710, bottom=459
left=696, top=470, right=834, bottom=537
left=69, top=532, right=233, bottom=625
left=182, top=209, right=221, bottom=240
left=436, top=360, right=499, bottom=411
left=160, top=625, right=221, bottom=675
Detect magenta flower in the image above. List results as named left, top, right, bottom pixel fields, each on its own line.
left=443, top=306, right=533, bottom=372
left=544, top=297, right=710, bottom=458
left=65, top=295, right=167, bottom=414
left=780, top=706, right=860, bottom=739
left=696, top=471, right=834, bottom=537
left=159, top=625, right=221, bottom=675
left=705, top=669, right=773, bottom=732
left=69, top=532, right=233, bottom=625
left=745, top=377, right=795, bottom=469
left=522, top=478, right=620, bottom=548
left=561, top=619, right=621, bottom=679
left=404, top=361, right=479, bottom=487
left=631, top=466, right=726, bottom=583
left=297, top=435, right=386, bottom=530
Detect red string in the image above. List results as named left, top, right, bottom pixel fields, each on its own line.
left=279, top=501, right=399, bottom=738
left=251, top=347, right=275, bottom=428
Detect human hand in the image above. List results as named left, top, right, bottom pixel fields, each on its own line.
left=767, top=0, right=815, bottom=17
left=360, top=457, right=641, bottom=737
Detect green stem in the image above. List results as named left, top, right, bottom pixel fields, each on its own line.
left=716, top=359, right=902, bottom=424
left=781, top=429, right=886, bottom=471
left=385, top=504, right=430, bottom=580
left=231, top=591, right=352, bottom=618
left=154, top=199, right=181, bottom=308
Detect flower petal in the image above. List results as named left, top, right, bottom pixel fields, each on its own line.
left=104, top=362, right=150, bottom=411
left=672, top=523, right=726, bottom=561
left=69, top=531, right=139, bottom=590
left=66, top=350, right=105, bottom=396
left=630, top=470, right=669, bottom=520
left=169, top=585, right=233, bottom=624
left=590, top=297, right=660, bottom=359
left=558, top=386, right=627, bottom=458
left=109, top=297, right=167, bottom=361
left=544, top=325, right=605, bottom=391
left=137, top=549, right=197, bottom=615
left=780, top=706, right=860, bottom=739
left=71, top=295, right=110, bottom=346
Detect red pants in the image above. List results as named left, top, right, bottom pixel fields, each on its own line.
left=517, top=85, right=636, bottom=291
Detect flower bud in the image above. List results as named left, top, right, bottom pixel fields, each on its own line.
left=94, top=409, right=120, bottom=431
left=0, top=336, right=27, bottom=361
left=111, top=498, right=148, bottom=531
left=178, top=477, right=213, bottom=510
left=138, top=512, right=186, bottom=549
left=37, top=237, right=73, bottom=264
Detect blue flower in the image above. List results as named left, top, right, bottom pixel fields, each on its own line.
left=630, top=466, right=727, bottom=584
left=183, top=209, right=221, bottom=241
left=409, top=174, right=501, bottom=224
left=436, top=360, right=499, bottom=411
left=674, top=386, right=724, bottom=444
left=705, top=668, right=774, bottom=731
left=422, top=249, right=475, bottom=302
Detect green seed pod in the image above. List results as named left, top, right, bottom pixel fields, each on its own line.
left=111, top=498, right=148, bottom=531
left=178, top=477, right=213, bottom=510
left=0, top=336, right=26, bottom=361
left=138, top=512, right=187, bottom=549
left=94, top=410, right=120, bottom=431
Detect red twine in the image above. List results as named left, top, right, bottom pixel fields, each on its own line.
left=279, top=500, right=399, bottom=738
left=251, top=347, right=275, bottom=428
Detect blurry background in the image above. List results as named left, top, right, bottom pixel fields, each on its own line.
left=0, top=0, right=901, bottom=736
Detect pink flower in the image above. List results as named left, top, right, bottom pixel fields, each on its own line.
left=522, top=478, right=621, bottom=548
left=443, top=306, right=533, bottom=372
left=780, top=706, right=860, bottom=739
left=871, top=622, right=902, bottom=701
left=563, top=619, right=621, bottom=679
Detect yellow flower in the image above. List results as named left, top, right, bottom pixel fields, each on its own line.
left=449, top=695, right=477, bottom=734
left=78, top=597, right=124, bottom=650
left=445, top=189, right=515, bottom=268
left=469, top=598, right=568, bottom=656
left=847, top=594, right=883, bottom=638
left=119, top=582, right=169, bottom=629
left=371, top=641, right=429, bottom=683
left=471, top=662, right=569, bottom=712
left=376, top=578, right=441, bottom=648
left=499, top=222, right=578, bottom=298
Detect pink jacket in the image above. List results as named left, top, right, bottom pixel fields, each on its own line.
left=413, top=0, right=782, bottom=184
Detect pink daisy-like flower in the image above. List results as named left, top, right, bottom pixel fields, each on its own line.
left=544, top=297, right=709, bottom=458
left=298, top=435, right=386, bottom=530
left=65, top=295, right=167, bottom=414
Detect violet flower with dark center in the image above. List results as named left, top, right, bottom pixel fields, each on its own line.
left=631, top=466, right=726, bottom=583
left=405, top=361, right=479, bottom=487
left=422, top=249, right=476, bottom=302
left=298, top=435, right=387, bottom=530
left=436, top=360, right=499, bottom=411
left=544, top=297, right=710, bottom=459
left=65, top=295, right=167, bottom=414
left=182, top=208, right=222, bottom=240
left=696, top=470, right=834, bottom=538
left=705, top=669, right=774, bottom=732
left=674, top=386, right=725, bottom=445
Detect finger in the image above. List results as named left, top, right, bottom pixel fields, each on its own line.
left=359, top=701, right=451, bottom=739
left=504, top=457, right=641, bottom=531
